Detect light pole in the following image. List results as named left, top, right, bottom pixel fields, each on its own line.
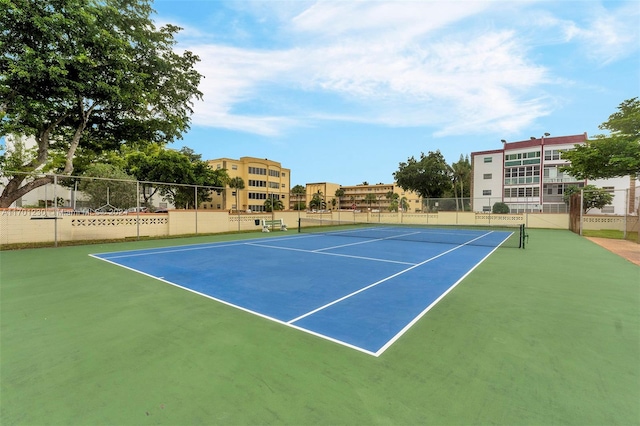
left=532, top=133, right=550, bottom=216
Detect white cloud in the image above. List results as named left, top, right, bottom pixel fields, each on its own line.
left=181, top=1, right=553, bottom=137
left=532, top=2, right=640, bottom=65
left=292, top=1, right=490, bottom=42
left=576, top=3, right=640, bottom=65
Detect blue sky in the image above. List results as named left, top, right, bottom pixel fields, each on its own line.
left=152, top=0, right=639, bottom=186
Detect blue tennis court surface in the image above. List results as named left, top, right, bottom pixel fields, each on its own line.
left=91, top=227, right=512, bottom=356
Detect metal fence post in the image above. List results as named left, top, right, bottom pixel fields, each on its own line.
left=54, top=174, right=58, bottom=247
left=579, top=189, right=584, bottom=236
left=136, top=181, right=140, bottom=241
left=194, top=185, right=198, bottom=235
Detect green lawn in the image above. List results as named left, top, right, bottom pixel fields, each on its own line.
left=1, top=229, right=638, bottom=425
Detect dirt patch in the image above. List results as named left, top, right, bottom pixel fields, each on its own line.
left=586, top=237, right=640, bottom=266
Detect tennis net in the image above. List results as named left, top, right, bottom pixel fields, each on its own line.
left=298, top=218, right=526, bottom=249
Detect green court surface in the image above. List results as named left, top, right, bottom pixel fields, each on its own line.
left=1, top=229, right=638, bottom=425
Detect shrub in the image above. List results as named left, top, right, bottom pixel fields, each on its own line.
left=492, top=202, right=510, bottom=214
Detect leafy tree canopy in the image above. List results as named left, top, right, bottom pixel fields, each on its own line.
left=123, top=146, right=228, bottom=209
left=0, top=0, right=203, bottom=207
left=291, top=185, right=306, bottom=196
left=78, top=163, right=137, bottom=210
left=561, top=98, right=640, bottom=180
left=393, top=151, right=451, bottom=198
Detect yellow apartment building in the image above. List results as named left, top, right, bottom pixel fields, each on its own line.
left=339, top=183, right=422, bottom=212
left=205, top=157, right=291, bottom=212
left=293, top=182, right=423, bottom=212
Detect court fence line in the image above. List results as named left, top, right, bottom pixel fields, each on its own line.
left=1, top=172, right=637, bottom=247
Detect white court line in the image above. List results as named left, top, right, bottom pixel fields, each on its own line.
left=88, top=253, right=379, bottom=357
left=312, top=231, right=422, bottom=252
left=91, top=228, right=510, bottom=357
left=245, top=242, right=415, bottom=265
left=92, top=233, right=318, bottom=259
left=287, top=231, right=494, bottom=325
left=373, top=230, right=513, bottom=356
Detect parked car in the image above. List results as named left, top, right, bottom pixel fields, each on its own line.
left=126, top=207, right=149, bottom=214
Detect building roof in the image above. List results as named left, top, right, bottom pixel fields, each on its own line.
left=471, top=133, right=589, bottom=156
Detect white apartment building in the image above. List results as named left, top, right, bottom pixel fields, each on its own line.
left=471, top=133, right=639, bottom=214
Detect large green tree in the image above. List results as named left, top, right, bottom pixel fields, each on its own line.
left=561, top=98, right=640, bottom=180
left=291, top=184, right=306, bottom=211
left=0, top=0, right=203, bottom=207
left=563, top=185, right=614, bottom=214
left=450, top=154, right=471, bottom=211
left=124, top=146, right=228, bottom=209
left=393, top=151, right=452, bottom=199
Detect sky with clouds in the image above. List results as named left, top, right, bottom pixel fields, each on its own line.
left=152, top=0, right=639, bottom=186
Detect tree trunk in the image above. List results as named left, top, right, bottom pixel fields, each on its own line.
left=0, top=175, right=54, bottom=208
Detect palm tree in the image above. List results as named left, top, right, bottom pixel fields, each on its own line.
left=228, top=177, right=245, bottom=213
left=310, top=191, right=326, bottom=211
left=264, top=197, right=284, bottom=212
left=385, top=191, right=399, bottom=212
left=400, top=196, right=409, bottom=212
left=363, top=193, right=376, bottom=210
left=335, top=188, right=345, bottom=210
left=291, top=184, right=306, bottom=211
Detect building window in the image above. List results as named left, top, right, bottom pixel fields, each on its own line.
left=504, top=165, right=540, bottom=185
left=544, top=150, right=561, bottom=161
left=484, top=157, right=492, bottom=163
left=232, top=165, right=238, bottom=170
left=602, top=206, right=614, bottom=213
left=482, top=206, right=491, bottom=212
left=482, top=190, right=492, bottom=196
left=504, top=187, right=539, bottom=198
left=483, top=173, right=492, bottom=179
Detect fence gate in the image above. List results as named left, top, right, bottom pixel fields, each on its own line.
left=569, top=193, right=581, bottom=234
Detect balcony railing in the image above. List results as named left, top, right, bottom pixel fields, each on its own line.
left=543, top=177, right=582, bottom=183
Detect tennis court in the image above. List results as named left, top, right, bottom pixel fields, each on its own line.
left=92, top=225, right=519, bottom=355
left=2, top=228, right=638, bottom=425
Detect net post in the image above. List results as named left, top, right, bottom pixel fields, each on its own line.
left=520, top=224, right=527, bottom=249
left=298, top=218, right=301, bottom=233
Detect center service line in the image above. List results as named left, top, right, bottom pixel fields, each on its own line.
left=286, top=232, right=493, bottom=324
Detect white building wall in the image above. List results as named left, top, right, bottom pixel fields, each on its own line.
left=471, top=134, right=637, bottom=215
left=589, top=176, right=639, bottom=214
left=472, top=152, right=503, bottom=212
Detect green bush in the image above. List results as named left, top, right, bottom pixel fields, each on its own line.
left=492, top=202, right=510, bottom=214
